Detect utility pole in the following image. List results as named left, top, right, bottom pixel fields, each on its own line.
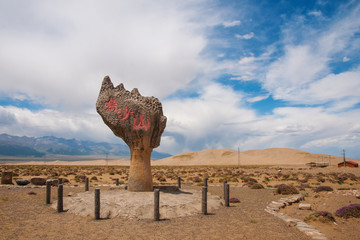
left=343, top=149, right=346, bottom=167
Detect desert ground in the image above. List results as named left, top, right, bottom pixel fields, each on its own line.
left=0, top=148, right=359, bottom=240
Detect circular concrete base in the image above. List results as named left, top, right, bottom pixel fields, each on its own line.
left=52, top=188, right=224, bottom=219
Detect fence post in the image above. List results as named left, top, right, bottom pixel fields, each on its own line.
left=46, top=180, right=51, bottom=204
left=223, top=180, right=227, bottom=200
left=95, top=188, right=100, bottom=220
left=177, top=177, right=181, bottom=189
left=204, top=177, right=208, bottom=188
left=154, top=189, right=160, bottom=221
left=202, top=186, right=207, bottom=215
left=57, top=184, right=63, bottom=212
left=85, top=177, right=89, bottom=191
left=115, top=178, right=119, bottom=186
left=225, top=183, right=230, bottom=207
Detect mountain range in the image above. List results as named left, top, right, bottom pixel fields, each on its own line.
left=0, top=133, right=171, bottom=159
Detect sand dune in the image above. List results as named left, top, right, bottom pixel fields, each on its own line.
left=8, top=148, right=359, bottom=166
left=152, top=148, right=359, bottom=166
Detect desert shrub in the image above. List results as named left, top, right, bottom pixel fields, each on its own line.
left=242, top=177, right=258, bottom=184
left=299, top=178, right=309, bottom=183
left=298, top=183, right=312, bottom=191
left=335, top=204, right=360, bottom=219
left=346, top=173, right=358, bottom=181
left=316, top=176, right=325, bottom=183
left=192, top=176, right=202, bottom=183
left=157, top=176, right=166, bottom=182
left=250, top=183, right=264, bottom=189
left=275, top=184, right=299, bottom=195
left=304, top=211, right=335, bottom=223
left=229, top=197, right=240, bottom=203
left=314, top=186, right=333, bottom=192
left=337, top=175, right=348, bottom=184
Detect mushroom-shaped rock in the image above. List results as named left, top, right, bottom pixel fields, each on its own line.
left=96, top=76, right=167, bottom=191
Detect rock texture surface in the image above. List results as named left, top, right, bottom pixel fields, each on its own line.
left=265, top=194, right=329, bottom=240
left=1, top=172, right=13, bottom=184
left=96, top=76, right=167, bottom=191
left=15, top=179, right=30, bottom=186
left=30, top=177, right=47, bottom=186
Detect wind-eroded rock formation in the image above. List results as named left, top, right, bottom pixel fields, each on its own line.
left=96, top=76, right=167, bottom=191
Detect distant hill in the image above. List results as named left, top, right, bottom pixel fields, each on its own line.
left=0, top=134, right=171, bottom=159
left=152, top=148, right=360, bottom=166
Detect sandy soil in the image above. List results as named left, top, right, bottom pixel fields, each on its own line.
left=52, top=188, right=223, bottom=219
left=0, top=185, right=311, bottom=240
left=1, top=156, right=359, bottom=239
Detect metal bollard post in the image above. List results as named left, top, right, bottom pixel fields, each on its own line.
left=154, top=189, right=160, bottom=221
left=202, top=186, right=207, bottom=215
left=177, top=177, right=181, bottom=189
left=223, top=180, right=227, bottom=199
left=57, top=184, right=63, bottom=212
left=95, top=188, right=100, bottom=220
left=204, top=177, right=208, bottom=188
left=85, top=177, right=89, bottom=191
left=46, top=180, right=51, bottom=204
left=58, top=178, right=62, bottom=185
left=116, top=178, right=119, bottom=186
left=225, top=183, right=230, bottom=207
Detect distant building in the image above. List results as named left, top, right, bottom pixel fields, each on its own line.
left=306, top=162, right=329, bottom=168
left=337, top=161, right=359, bottom=168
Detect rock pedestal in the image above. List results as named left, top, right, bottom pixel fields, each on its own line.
left=96, top=76, right=167, bottom=192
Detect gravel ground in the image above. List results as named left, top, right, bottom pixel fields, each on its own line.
left=0, top=185, right=311, bottom=240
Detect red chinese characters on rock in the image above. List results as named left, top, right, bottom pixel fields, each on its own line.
left=133, top=114, right=150, bottom=130
left=104, top=97, right=150, bottom=130
left=104, top=97, right=118, bottom=112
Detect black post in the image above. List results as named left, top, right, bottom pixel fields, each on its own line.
left=46, top=180, right=51, bottom=204
left=57, top=184, right=63, bottom=212
left=154, top=189, right=160, bottom=221
left=85, top=177, right=89, bottom=191
left=202, top=186, right=207, bottom=215
left=225, top=183, right=230, bottom=207
left=116, top=178, right=119, bottom=186
left=177, top=177, right=181, bottom=189
left=58, top=178, right=62, bottom=185
left=95, top=188, right=100, bottom=220
left=204, top=177, right=208, bottom=188
left=223, top=180, right=227, bottom=200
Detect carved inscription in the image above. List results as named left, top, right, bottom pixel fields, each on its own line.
left=104, top=97, right=150, bottom=130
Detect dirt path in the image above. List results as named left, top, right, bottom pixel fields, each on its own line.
left=0, top=185, right=311, bottom=240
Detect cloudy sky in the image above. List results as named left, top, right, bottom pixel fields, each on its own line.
left=1, top=0, right=360, bottom=158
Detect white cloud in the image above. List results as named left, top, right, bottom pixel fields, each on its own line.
left=158, top=83, right=256, bottom=153
left=238, top=56, right=256, bottom=65
left=223, top=20, right=241, bottom=27
left=264, top=4, right=360, bottom=108
left=343, top=56, right=350, bottom=62
left=0, top=1, right=221, bottom=111
left=308, top=10, right=322, bottom=17
left=246, top=95, right=269, bottom=103
left=0, top=106, right=116, bottom=143
left=235, top=32, right=254, bottom=39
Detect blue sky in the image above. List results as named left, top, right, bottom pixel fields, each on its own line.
left=1, top=0, right=360, bottom=158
